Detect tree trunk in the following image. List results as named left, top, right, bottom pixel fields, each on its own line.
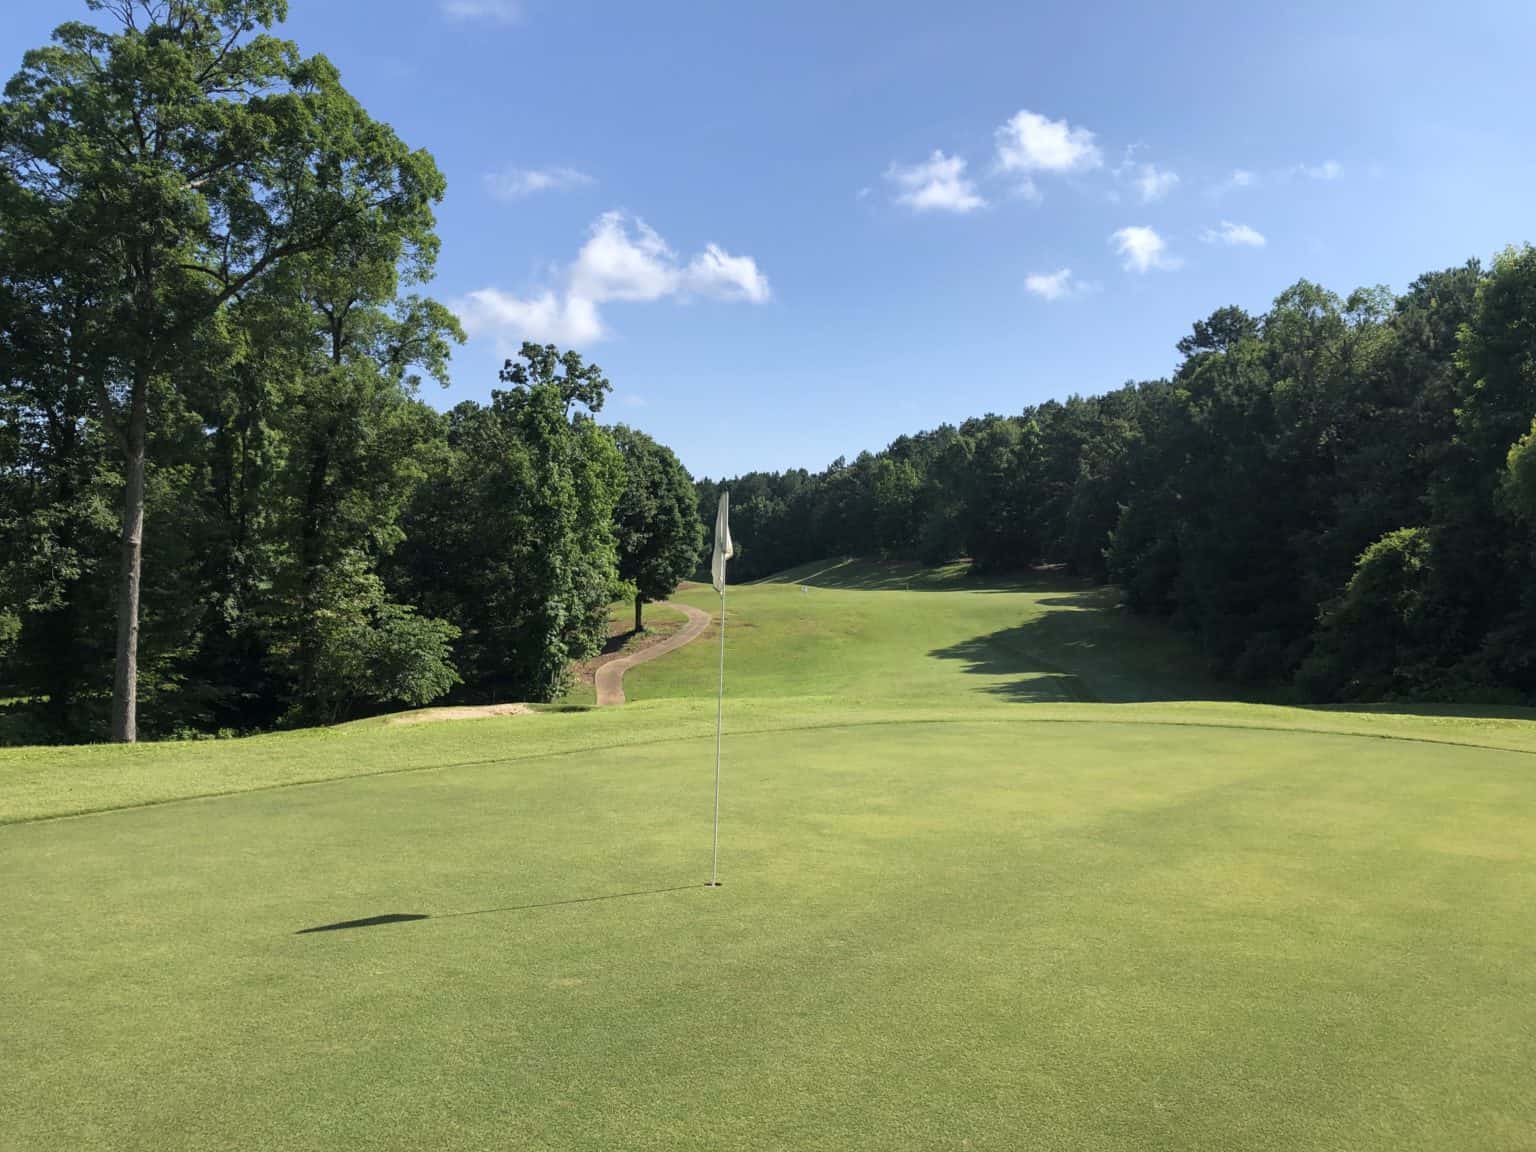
left=296, top=426, right=335, bottom=716
left=634, top=593, right=644, bottom=633
left=110, top=377, right=148, bottom=743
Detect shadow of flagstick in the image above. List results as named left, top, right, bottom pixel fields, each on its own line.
left=294, top=883, right=710, bottom=935
left=296, top=913, right=429, bottom=933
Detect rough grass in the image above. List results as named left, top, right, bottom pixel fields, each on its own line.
left=3, top=561, right=1535, bottom=1150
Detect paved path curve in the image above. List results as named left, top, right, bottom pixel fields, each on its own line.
left=594, top=601, right=713, bottom=706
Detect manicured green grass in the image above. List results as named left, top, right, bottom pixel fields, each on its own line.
left=630, top=557, right=1235, bottom=706
left=3, top=562, right=1535, bottom=1149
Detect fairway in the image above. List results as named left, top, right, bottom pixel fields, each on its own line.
left=4, top=564, right=1535, bottom=1150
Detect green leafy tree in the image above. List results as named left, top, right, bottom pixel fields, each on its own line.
left=961, top=415, right=1043, bottom=573
left=0, top=0, right=443, bottom=740
left=1502, top=418, right=1536, bottom=524
left=395, top=344, right=625, bottom=703
left=0, top=242, right=121, bottom=735
left=253, top=150, right=462, bottom=724
left=611, top=425, right=702, bottom=631
left=1298, top=528, right=1435, bottom=701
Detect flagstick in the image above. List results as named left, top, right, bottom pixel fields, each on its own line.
left=709, top=583, right=725, bottom=887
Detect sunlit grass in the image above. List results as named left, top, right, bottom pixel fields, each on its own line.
left=3, top=562, right=1534, bottom=1149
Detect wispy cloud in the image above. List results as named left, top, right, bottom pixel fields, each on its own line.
left=454, top=211, right=770, bottom=347
left=886, top=151, right=985, bottom=214
left=1130, top=162, right=1179, bottom=203
left=1202, top=220, right=1266, bottom=248
left=1024, top=268, right=1093, bottom=301
left=1208, top=168, right=1256, bottom=197
left=441, top=0, right=519, bottom=23
left=1210, top=161, right=1341, bottom=196
left=1294, top=160, right=1342, bottom=181
left=484, top=166, right=595, bottom=201
left=1112, top=226, right=1181, bottom=273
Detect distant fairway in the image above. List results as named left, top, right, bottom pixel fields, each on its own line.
left=4, top=562, right=1535, bottom=1150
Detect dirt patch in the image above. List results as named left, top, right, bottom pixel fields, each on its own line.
left=569, top=608, right=688, bottom=694
left=595, top=601, right=712, bottom=706
left=385, top=703, right=531, bottom=726
left=386, top=599, right=709, bottom=722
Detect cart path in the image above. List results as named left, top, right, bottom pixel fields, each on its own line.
left=594, top=601, right=713, bottom=706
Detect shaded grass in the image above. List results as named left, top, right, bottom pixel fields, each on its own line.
left=759, top=554, right=1036, bottom=591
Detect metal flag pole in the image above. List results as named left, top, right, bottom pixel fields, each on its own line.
left=708, top=488, right=731, bottom=889
left=709, top=580, right=725, bottom=887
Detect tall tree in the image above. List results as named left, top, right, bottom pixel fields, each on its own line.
left=0, top=0, right=442, bottom=740
left=612, top=425, right=702, bottom=631
left=394, top=344, right=626, bottom=703
left=255, top=147, right=462, bottom=723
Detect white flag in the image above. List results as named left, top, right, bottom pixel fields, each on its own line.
left=711, top=491, right=733, bottom=593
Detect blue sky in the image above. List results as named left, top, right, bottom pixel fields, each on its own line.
left=6, top=1, right=1536, bottom=478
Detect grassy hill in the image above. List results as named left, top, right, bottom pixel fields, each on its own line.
left=3, top=562, right=1535, bottom=1150
left=631, top=557, right=1234, bottom=706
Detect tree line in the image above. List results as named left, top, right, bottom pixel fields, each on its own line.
left=0, top=2, right=699, bottom=744
left=9, top=4, right=1536, bottom=746
left=698, top=249, right=1536, bottom=704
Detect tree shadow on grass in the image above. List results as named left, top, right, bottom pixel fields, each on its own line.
left=294, top=884, right=706, bottom=935
left=930, top=627, right=1100, bottom=703
left=935, top=613, right=1536, bottom=719
left=930, top=589, right=1236, bottom=704
left=754, top=557, right=1088, bottom=594
left=1299, top=702, right=1536, bottom=722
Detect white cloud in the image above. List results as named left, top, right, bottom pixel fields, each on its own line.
left=570, top=212, right=680, bottom=302
left=1202, top=220, right=1267, bottom=248
left=1024, top=268, right=1087, bottom=301
left=1111, top=226, right=1181, bottom=273
left=994, top=110, right=1102, bottom=199
left=684, top=244, right=772, bottom=302
left=454, top=211, right=769, bottom=347
left=1132, top=163, right=1179, bottom=202
left=484, top=166, right=594, bottom=200
left=886, top=151, right=985, bottom=213
left=1297, top=160, right=1342, bottom=181
left=440, top=0, right=519, bottom=23
left=454, top=288, right=604, bottom=346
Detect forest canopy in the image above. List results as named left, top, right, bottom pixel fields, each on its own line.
left=0, top=2, right=702, bottom=743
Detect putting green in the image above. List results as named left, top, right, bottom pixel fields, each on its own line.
left=3, top=562, right=1534, bottom=1150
